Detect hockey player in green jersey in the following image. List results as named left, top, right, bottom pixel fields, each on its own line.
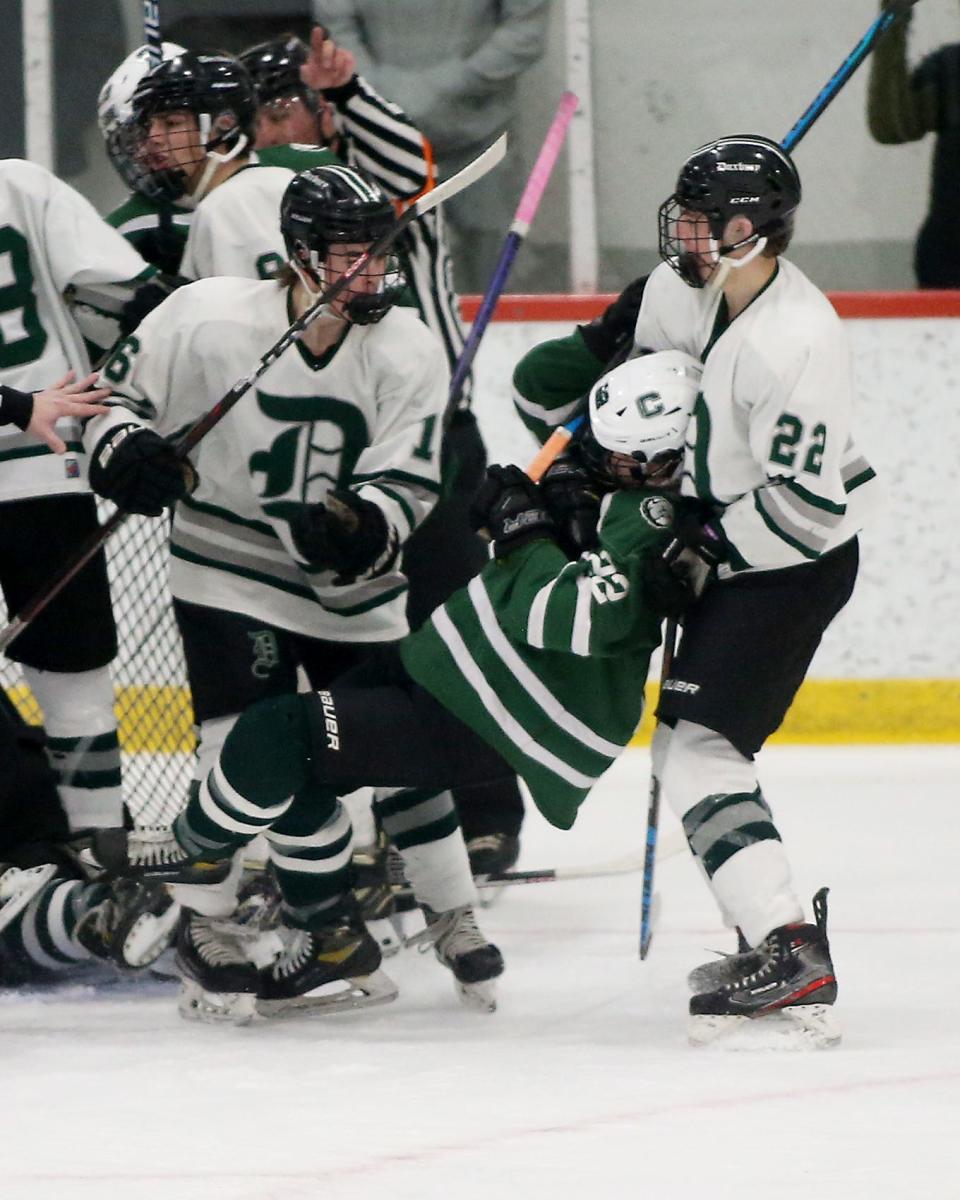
left=88, top=349, right=703, bottom=1022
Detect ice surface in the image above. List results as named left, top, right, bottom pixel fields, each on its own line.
left=3, top=746, right=958, bottom=1200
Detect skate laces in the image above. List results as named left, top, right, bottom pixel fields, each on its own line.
left=413, top=906, right=488, bottom=959
left=270, top=927, right=314, bottom=979
left=189, top=916, right=250, bottom=967
left=130, top=827, right=189, bottom=867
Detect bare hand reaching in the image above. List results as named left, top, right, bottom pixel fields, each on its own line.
left=28, top=371, right=112, bottom=453
left=301, top=25, right=356, bottom=92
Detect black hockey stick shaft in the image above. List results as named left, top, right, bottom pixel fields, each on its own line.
left=0, top=136, right=507, bottom=656
left=639, top=618, right=676, bottom=960
left=143, top=1, right=162, bottom=65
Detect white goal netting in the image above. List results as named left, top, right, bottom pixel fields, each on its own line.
left=0, top=503, right=194, bottom=827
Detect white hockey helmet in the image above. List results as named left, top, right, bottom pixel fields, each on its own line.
left=98, top=43, right=186, bottom=196
left=583, top=350, right=701, bottom=485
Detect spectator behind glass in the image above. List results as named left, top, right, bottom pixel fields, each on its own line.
left=867, top=1, right=960, bottom=287
left=315, top=0, right=551, bottom=292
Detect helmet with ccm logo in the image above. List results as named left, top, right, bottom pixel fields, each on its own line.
left=659, top=134, right=801, bottom=287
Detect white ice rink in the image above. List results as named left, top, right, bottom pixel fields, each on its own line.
left=3, top=745, right=958, bottom=1200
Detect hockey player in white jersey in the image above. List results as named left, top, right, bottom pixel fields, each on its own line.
left=514, top=134, right=878, bottom=1047
left=0, top=159, right=182, bottom=837
left=239, top=29, right=527, bottom=878
left=83, top=165, right=502, bottom=1021
left=636, top=135, right=878, bottom=1046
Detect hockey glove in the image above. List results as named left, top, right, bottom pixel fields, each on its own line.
left=539, top=455, right=603, bottom=556
left=577, top=275, right=649, bottom=364
left=89, top=424, right=195, bottom=517
left=118, top=274, right=187, bottom=337
left=641, top=551, right=704, bottom=618
left=289, top=489, right=399, bottom=585
left=469, top=464, right=556, bottom=558
left=672, top=504, right=731, bottom=568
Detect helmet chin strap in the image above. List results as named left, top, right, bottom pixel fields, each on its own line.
left=187, top=115, right=249, bottom=205
left=290, top=259, right=342, bottom=323
left=706, top=233, right=768, bottom=295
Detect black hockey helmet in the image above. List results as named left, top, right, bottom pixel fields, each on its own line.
left=130, top=52, right=257, bottom=200
left=238, top=35, right=315, bottom=109
left=658, top=134, right=801, bottom=287
left=280, top=165, right=402, bottom=323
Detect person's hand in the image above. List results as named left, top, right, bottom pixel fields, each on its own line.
left=469, top=464, right=556, bottom=558
left=289, top=489, right=397, bottom=584
left=302, top=25, right=356, bottom=92
left=89, top=424, right=196, bottom=516
left=28, top=372, right=111, bottom=453
left=882, top=0, right=920, bottom=17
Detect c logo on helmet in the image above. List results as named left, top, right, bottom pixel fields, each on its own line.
left=636, top=391, right=665, bottom=418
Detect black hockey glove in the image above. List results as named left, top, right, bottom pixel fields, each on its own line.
left=539, top=455, right=603, bottom=556
left=640, top=552, right=702, bottom=618
left=577, top=275, right=649, bottom=364
left=89, top=424, right=195, bottom=517
left=672, top=504, right=731, bottom=568
left=118, top=273, right=187, bottom=337
left=289, top=489, right=399, bottom=585
left=469, top=464, right=556, bottom=558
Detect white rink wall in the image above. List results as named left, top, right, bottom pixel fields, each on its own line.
left=470, top=317, right=960, bottom=681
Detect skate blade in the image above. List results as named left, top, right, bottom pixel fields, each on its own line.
left=0, top=863, right=57, bottom=934
left=689, top=1003, right=841, bottom=1050
left=365, top=916, right=403, bottom=958
left=121, top=901, right=182, bottom=968
left=178, top=980, right=257, bottom=1025
left=255, top=968, right=399, bottom=1019
left=456, top=978, right=498, bottom=1014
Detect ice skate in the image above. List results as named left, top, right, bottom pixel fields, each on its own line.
left=175, top=909, right=259, bottom=1024
left=687, top=927, right=757, bottom=993
left=76, top=877, right=180, bottom=968
left=688, top=888, right=840, bottom=1049
left=352, top=830, right=402, bottom=958
left=256, top=906, right=398, bottom=1018
left=466, top=832, right=520, bottom=908
left=418, top=904, right=504, bottom=1013
left=86, top=825, right=233, bottom=886
left=0, top=863, right=57, bottom=935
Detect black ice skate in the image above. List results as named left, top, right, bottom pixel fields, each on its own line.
left=418, top=904, right=504, bottom=1013
left=688, top=888, right=840, bottom=1049
left=687, top=927, right=757, bottom=994
left=352, top=830, right=402, bottom=957
left=76, top=877, right=180, bottom=969
left=175, top=909, right=259, bottom=1024
left=256, top=905, right=398, bottom=1018
left=466, top=832, right=520, bottom=879
left=85, top=826, right=233, bottom=886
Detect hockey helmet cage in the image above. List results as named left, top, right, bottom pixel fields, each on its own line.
left=130, top=52, right=257, bottom=200
left=580, top=351, right=701, bottom=486
left=659, top=134, right=801, bottom=287
left=238, top=35, right=315, bottom=109
left=280, top=165, right=402, bottom=324
left=97, top=42, right=187, bottom=199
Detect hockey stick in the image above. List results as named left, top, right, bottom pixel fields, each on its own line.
left=388, top=830, right=687, bottom=899
left=528, top=5, right=920, bottom=483
left=444, top=92, right=578, bottom=426
left=0, top=135, right=508, bottom=656
left=639, top=617, right=676, bottom=959
left=142, top=1, right=162, bottom=65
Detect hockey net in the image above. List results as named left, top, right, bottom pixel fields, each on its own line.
left=0, top=502, right=194, bottom=827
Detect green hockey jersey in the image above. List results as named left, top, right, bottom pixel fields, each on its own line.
left=401, top=488, right=676, bottom=829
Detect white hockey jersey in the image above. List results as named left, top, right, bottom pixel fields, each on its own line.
left=0, top=159, right=151, bottom=502
left=88, top=276, right=448, bottom=641
left=632, top=260, right=880, bottom=575
left=179, top=163, right=293, bottom=282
